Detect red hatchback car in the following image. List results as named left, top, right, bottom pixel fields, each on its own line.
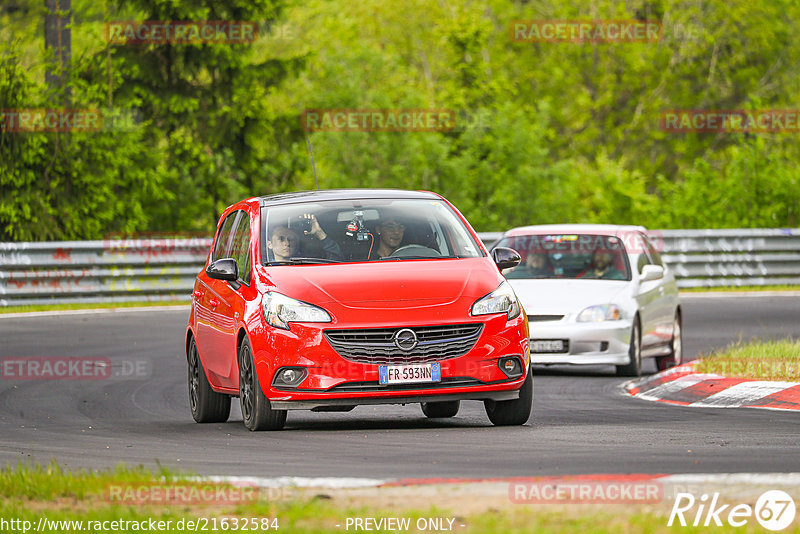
left=186, top=189, right=531, bottom=430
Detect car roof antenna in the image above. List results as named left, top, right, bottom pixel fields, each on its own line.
left=306, top=137, right=320, bottom=190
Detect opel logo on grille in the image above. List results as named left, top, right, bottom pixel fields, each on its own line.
left=393, top=328, right=418, bottom=351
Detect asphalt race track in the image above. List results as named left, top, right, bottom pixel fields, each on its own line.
left=1, top=294, right=798, bottom=479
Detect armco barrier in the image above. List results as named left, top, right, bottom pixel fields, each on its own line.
left=1, top=229, right=798, bottom=306
left=659, top=228, right=800, bottom=288
left=0, top=239, right=211, bottom=306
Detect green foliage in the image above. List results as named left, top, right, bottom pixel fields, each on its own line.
left=1, top=0, right=799, bottom=240
left=0, top=44, right=155, bottom=240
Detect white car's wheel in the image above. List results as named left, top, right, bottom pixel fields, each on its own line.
left=616, top=318, right=642, bottom=377
left=656, top=312, right=682, bottom=371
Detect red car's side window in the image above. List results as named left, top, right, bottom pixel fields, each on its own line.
left=212, top=212, right=240, bottom=262
left=230, top=214, right=252, bottom=284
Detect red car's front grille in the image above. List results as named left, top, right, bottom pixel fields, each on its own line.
left=323, top=324, right=483, bottom=365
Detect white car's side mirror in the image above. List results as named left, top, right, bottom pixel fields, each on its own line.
left=640, top=264, right=664, bottom=282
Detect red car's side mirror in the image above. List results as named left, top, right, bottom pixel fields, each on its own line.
left=492, top=247, right=521, bottom=270
left=206, top=258, right=239, bottom=281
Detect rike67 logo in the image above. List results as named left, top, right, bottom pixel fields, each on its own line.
left=669, top=490, right=796, bottom=531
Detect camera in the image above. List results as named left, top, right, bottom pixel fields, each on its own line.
left=345, top=211, right=370, bottom=241
left=290, top=216, right=313, bottom=234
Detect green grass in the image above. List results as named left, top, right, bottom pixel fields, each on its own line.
left=695, top=338, right=800, bottom=381
left=0, top=300, right=189, bottom=314
left=680, top=284, right=800, bottom=293
left=1, top=463, right=796, bottom=533
left=0, top=462, right=172, bottom=500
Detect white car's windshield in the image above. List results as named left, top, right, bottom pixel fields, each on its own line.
left=497, top=234, right=631, bottom=281
left=261, top=199, right=482, bottom=265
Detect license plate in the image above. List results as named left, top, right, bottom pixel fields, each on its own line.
left=379, top=363, right=441, bottom=385
left=531, top=339, right=567, bottom=353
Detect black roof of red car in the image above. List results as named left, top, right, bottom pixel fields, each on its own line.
left=258, top=189, right=440, bottom=207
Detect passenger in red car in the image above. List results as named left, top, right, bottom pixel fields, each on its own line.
left=268, top=226, right=300, bottom=262
left=268, top=214, right=342, bottom=262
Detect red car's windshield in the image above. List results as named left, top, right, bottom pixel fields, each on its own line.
left=260, top=199, right=483, bottom=265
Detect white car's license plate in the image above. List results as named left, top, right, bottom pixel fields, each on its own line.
left=379, top=363, right=441, bottom=385
left=531, top=339, right=567, bottom=353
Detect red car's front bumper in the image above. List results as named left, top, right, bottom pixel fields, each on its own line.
left=248, top=313, right=530, bottom=410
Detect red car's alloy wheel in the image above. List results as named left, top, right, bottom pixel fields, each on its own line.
left=187, top=338, right=230, bottom=423
left=238, top=339, right=287, bottom=431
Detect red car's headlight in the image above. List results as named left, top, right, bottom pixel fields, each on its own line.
left=262, top=291, right=332, bottom=330
left=471, top=281, right=521, bottom=320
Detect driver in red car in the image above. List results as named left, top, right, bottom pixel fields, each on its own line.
left=370, top=215, right=406, bottom=258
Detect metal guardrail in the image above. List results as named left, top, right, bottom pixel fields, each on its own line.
left=659, top=228, right=800, bottom=289
left=0, top=239, right=211, bottom=306
left=1, top=229, right=799, bottom=306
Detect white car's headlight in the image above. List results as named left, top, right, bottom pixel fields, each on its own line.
left=577, top=304, right=622, bottom=322
left=262, top=291, right=331, bottom=330
left=471, top=281, right=521, bottom=320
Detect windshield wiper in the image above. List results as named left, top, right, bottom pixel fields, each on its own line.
left=378, top=255, right=456, bottom=261
left=267, top=257, right=343, bottom=265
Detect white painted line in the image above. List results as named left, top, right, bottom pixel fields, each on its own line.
left=196, top=473, right=800, bottom=489
left=634, top=375, right=708, bottom=402
left=691, top=381, right=798, bottom=408
left=198, top=475, right=389, bottom=489
left=664, top=473, right=800, bottom=486
left=0, top=305, right=190, bottom=319
left=679, top=291, right=800, bottom=299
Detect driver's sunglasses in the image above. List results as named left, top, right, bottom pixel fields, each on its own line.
left=382, top=223, right=405, bottom=232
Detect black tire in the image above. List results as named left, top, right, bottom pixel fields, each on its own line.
left=421, top=400, right=460, bottom=418
left=188, top=338, right=231, bottom=423
left=616, top=318, right=642, bottom=377
left=239, top=338, right=287, bottom=431
left=656, top=312, right=682, bottom=372
left=484, top=368, right=533, bottom=426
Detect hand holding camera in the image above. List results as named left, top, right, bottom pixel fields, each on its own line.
left=299, top=214, right=326, bottom=241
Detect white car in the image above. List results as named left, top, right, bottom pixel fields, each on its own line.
left=492, top=224, right=681, bottom=376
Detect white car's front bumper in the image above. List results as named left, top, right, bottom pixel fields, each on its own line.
left=529, top=319, right=633, bottom=365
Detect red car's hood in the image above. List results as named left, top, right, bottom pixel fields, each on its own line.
left=260, top=258, right=502, bottom=310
